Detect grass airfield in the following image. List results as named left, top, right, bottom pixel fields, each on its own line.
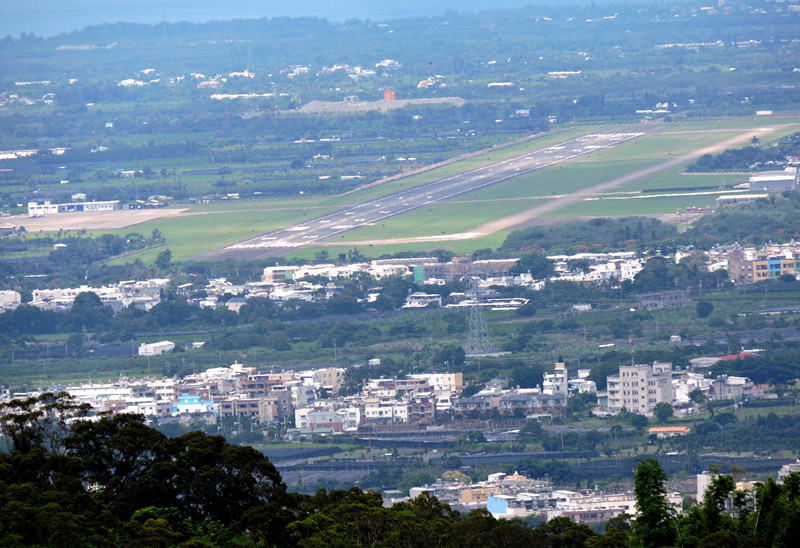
left=85, top=116, right=800, bottom=263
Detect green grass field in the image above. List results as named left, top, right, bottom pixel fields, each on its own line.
left=286, top=231, right=512, bottom=261
left=549, top=194, right=719, bottom=218
left=105, top=206, right=340, bottom=263
left=542, top=122, right=800, bottom=217
left=337, top=199, right=555, bottom=241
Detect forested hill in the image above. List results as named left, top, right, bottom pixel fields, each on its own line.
left=2, top=392, right=800, bottom=547
left=3, top=0, right=648, bottom=38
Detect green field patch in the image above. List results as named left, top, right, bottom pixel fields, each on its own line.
left=335, top=199, right=553, bottom=242
left=550, top=193, right=718, bottom=217
left=666, top=114, right=800, bottom=132
left=104, top=207, right=340, bottom=263
left=284, top=230, right=511, bottom=261
left=187, top=196, right=329, bottom=213
left=465, top=158, right=658, bottom=200
left=621, top=172, right=741, bottom=192
left=323, top=128, right=591, bottom=204
left=576, top=130, right=742, bottom=164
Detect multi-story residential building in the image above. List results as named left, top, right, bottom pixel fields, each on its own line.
left=218, top=397, right=263, bottom=420
left=261, top=387, right=294, bottom=423
left=543, top=362, right=568, bottom=396
left=408, top=373, right=463, bottom=393
left=313, top=368, right=345, bottom=393
left=568, top=369, right=597, bottom=395
left=240, top=374, right=271, bottom=397
left=363, top=398, right=409, bottom=423
left=172, top=394, right=216, bottom=413
left=336, top=406, right=361, bottom=431
left=607, top=361, right=674, bottom=416
left=727, top=244, right=800, bottom=285
left=710, top=374, right=753, bottom=401
left=455, top=393, right=501, bottom=414
left=454, top=387, right=565, bottom=418
left=365, top=377, right=432, bottom=397
left=406, top=398, right=436, bottom=425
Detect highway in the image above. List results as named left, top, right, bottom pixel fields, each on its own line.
left=213, top=131, right=643, bottom=258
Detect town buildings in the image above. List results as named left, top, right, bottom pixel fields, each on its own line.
left=411, top=471, right=682, bottom=524
left=727, top=243, right=800, bottom=285
left=30, top=279, right=168, bottom=312
left=601, top=356, right=759, bottom=417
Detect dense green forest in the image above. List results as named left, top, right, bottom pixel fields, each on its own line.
left=2, top=393, right=800, bottom=547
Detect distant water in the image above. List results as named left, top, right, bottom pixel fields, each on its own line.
left=5, top=0, right=609, bottom=38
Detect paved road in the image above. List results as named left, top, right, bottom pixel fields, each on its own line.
left=200, top=131, right=642, bottom=259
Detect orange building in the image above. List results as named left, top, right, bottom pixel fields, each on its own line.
left=384, top=88, right=396, bottom=101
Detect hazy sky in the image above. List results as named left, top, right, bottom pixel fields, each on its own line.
left=4, top=0, right=613, bottom=37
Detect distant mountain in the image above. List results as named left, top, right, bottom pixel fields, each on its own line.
left=7, top=0, right=637, bottom=37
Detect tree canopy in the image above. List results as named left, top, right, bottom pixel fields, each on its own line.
left=3, top=394, right=800, bottom=547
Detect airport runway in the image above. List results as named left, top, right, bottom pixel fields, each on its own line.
left=204, top=131, right=643, bottom=258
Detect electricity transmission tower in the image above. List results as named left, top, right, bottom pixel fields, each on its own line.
left=465, top=275, right=495, bottom=356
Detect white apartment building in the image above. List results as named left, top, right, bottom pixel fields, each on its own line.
left=607, top=362, right=673, bottom=416
left=543, top=362, right=568, bottom=396
left=363, top=398, right=409, bottom=422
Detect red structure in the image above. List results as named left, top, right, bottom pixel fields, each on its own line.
left=384, top=88, right=396, bottom=101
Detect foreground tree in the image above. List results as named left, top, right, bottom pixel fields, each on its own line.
left=632, top=458, right=675, bottom=547
left=0, top=391, right=90, bottom=454
left=654, top=402, right=674, bottom=424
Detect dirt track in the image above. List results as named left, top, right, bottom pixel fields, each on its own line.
left=327, top=126, right=781, bottom=247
